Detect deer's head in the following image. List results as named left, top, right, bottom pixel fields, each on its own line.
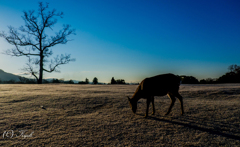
left=127, top=96, right=137, bottom=113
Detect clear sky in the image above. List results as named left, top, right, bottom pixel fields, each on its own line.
left=0, top=0, right=240, bottom=83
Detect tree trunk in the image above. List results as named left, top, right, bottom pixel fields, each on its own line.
left=38, top=52, right=44, bottom=84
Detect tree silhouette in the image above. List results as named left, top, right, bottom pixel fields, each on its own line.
left=85, top=78, right=89, bottom=84
left=0, top=2, right=75, bottom=84
left=116, top=79, right=126, bottom=84
left=52, top=78, right=60, bottom=83
left=93, top=77, right=98, bottom=84
left=19, top=76, right=28, bottom=83
left=217, top=64, right=240, bottom=83
left=180, top=75, right=199, bottom=84
left=111, top=77, right=117, bottom=84
left=68, top=79, right=74, bottom=84
left=228, top=65, right=234, bottom=72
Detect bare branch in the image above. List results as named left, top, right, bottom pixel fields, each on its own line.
left=43, top=54, right=75, bottom=73
left=39, top=2, right=64, bottom=36
left=22, top=57, right=39, bottom=80
left=22, top=10, right=40, bottom=36
left=43, top=25, right=75, bottom=50
left=1, top=27, right=40, bottom=56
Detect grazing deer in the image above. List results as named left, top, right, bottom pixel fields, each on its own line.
left=127, top=73, right=184, bottom=117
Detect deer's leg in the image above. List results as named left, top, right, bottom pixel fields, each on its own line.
left=151, top=96, right=155, bottom=115
left=175, top=92, right=184, bottom=115
left=145, top=97, right=151, bottom=118
left=165, top=93, right=176, bottom=115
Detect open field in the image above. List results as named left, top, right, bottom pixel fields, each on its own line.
left=0, top=84, right=239, bottom=146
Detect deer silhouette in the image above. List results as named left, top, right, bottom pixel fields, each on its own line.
left=127, top=73, right=184, bottom=117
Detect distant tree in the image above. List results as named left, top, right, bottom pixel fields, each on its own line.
left=0, top=2, right=75, bottom=84
left=59, top=78, right=65, bottom=83
left=42, top=79, right=50, bottom=84
left=68, top=79, right=74, bottom=84
left=19, top=76, right=28, bottom=83
left=78, top=81, right=86, bottom=84
left=111, top=77, right=117, bottom=84
left=5, top=79, right=16, bottom=84
left=206, top=78, right=216, bottom=84
left=85, top=78, right=89, bottom=84
left=199, top=79, right=207, bottom=84
left=93, top=77, right=98, bottom=84
left=228, top=65, right=234, bottom=72
left=52, top=78, right=60, bottom=83
left=180, top=76, right=199, bottom=84
left=25, top=78, right=36, bottom=84
left=233, top=64, right=240, bottom=73
left=116, top=79, right=126, bottom=84
left=24, top=79, right=35, bottom=84
left=216, top=64, right=240, bottom=83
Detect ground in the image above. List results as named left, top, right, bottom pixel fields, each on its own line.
left=0, top=84, right=239, bottom=146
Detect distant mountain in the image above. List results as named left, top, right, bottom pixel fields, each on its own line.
left=0, top=69, right=21, bottom=82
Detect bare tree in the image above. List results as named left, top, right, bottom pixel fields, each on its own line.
left=0, top=2, right=75, bottom=84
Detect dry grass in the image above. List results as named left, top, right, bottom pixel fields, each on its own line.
left=0, top=84, right=239, bottom=146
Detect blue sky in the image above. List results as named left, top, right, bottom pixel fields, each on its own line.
left=0, top=0, right=240, bottom=83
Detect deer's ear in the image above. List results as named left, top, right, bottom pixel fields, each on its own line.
left=126, top=96, right=130, bottom=101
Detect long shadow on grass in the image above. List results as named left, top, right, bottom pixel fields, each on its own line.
left=148, top=116, right=240, bottom=141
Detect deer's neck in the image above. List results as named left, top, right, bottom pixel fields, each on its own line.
left=131, top=93, right=141, bottom=102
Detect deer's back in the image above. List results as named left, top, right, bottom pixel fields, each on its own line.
left=140, top=74, right=180, bottom=96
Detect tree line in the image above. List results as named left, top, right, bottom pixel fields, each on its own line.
left=2, top=64, right=240, bottom=84
left=78, top=77, right=127, bottom=85
left=180, top=64, right=240, bottom=84
left=0, top=76, right=127, bottom=84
